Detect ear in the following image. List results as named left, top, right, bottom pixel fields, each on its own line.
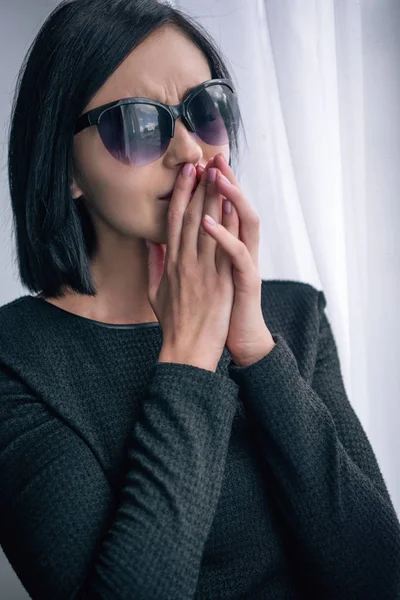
left=71, top=176, right=84, bottom=200
left=71, top=150, right=85, bottom=199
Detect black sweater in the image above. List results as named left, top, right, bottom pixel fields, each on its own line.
left=0, top=280, right=399, bottom=600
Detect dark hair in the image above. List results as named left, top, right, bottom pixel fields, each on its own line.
left=7, top=0, right=246, bottom=298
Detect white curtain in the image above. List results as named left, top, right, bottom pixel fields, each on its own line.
left=173, top=0, right=400, bottom=516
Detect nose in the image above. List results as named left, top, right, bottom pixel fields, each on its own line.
left=163, top=117, right=203, bottom=168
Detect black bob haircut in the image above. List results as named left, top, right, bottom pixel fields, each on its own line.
left=7, top=0, right=246, bottom=299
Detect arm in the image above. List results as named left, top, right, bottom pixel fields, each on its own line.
left=0, top=361, right=239, bottom=600
left=227, top=290, right=400, bottom=599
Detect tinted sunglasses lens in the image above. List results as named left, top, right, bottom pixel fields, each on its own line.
left=188, top=84, right=240, bottom=146
left=98, top=103, right=171, bottom=166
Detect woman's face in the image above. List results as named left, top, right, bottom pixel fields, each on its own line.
left=71, top=25, right=230, bottom=247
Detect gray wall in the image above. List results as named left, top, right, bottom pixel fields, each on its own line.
left=1, top=2, right=59, bottom=597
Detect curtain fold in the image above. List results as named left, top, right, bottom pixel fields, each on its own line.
left=176, top=0, right=400, bottom=516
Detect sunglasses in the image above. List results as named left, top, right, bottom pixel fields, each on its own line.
left=74, top=78, right=240, bottom=167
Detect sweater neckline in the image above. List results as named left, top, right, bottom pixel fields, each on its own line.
left=28, top=295, right=161, bottom=330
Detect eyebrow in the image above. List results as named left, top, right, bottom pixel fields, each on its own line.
left=133, top=81, right=207, bottom=103
left=181, top=82, right=203, bottom=97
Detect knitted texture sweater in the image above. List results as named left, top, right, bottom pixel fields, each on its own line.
left=0, top=280, right=399, bottom=600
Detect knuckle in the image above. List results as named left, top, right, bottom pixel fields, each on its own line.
left=165, top=259, right=177, bottom=279
left=182, top=209, right=197, bottom=226
left=178, top=259, right=194, bottom=279
left=167, top=207, right=183, bottom=224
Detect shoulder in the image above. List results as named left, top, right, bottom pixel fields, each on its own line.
left=0, top=295, right=34, bottom=348
left=0, top=295, right=60, bottom=395
left=0, top=295, right=41, bottom=351
left=259, top=279, right=327, bottom=378
left=260, top=278, right=326, bottom=319
left=0, top=294, right=35, bottom=325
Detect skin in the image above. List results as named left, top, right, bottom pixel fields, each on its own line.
left=43, top=24, right=230, bottom=324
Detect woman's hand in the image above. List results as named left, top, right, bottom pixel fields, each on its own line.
left=200, top=153, right=276, bottom=367
left=146, top=161, right=239, bottom=372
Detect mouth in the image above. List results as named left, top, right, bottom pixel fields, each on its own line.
left=159, top=191, right=195, bottom=202
left=158, top=171, right=202, bottom=201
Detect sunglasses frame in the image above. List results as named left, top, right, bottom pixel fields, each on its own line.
left=74, top=78, right=237, bottom=145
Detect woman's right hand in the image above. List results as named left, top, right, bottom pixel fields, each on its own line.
left=146, top=161, right=236, bottom=372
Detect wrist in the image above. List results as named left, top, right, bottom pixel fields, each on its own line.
left=231, top=338, right=276, bottom=368
left=158, top=349, right=217, bottom=372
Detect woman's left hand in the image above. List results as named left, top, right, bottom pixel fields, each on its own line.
left=200, top=153, right=276, bottom=367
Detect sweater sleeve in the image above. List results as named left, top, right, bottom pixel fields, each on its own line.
left=227, top=290, right=400, bottom=599
left=0, top=360, right=239, bottom=600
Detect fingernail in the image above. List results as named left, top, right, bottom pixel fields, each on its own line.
left=206, top=157, right=214, bottom=169
left=219, top=174, right=231, bottom=185
left=220, top=153, right=227, bottom=163
left=223, top=199, right=232, bottom=214
left=182, top=163, right=194, bottom=177
left=204, top=214, right=217, bottom=227
left=207, top=168, right=217, bottom=182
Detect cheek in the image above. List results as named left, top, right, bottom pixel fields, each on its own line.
left=73, top=136, right=161, bottom=229
left=80, top=165, right=158, bottom=233
left=74, top=131, right=147, bottom=197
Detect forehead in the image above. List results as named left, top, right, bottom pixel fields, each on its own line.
left=88, top=25, right=213, bottom=109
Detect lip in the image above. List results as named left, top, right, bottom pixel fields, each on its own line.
left=158, top=190, right=174, bottom=200
left=159, top=191, right=195, bottom=202
left=158, top=167, right=204, bottom=200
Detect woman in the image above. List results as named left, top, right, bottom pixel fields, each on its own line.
left=1, top=0, right=399, bottom=598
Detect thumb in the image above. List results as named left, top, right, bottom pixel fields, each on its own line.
left=146, top=240, right=166, bottom=302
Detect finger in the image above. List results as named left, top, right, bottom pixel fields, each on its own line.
left=165, top=162, right=196, bottom=265
left=213, top=152, right=241, bottom=188
left=196, top=155, right=214, bottom=175
left=214, top=171, right=260, bottom=270
left=197, top=167, right=225, bottom=261
left=213, top=152, right=260, bottom=259
left=216, top=198, right=239, bottom=279
left=196, top=158, right=211, bottom=180
left=179, top=166, right=210, bottom=259
left=196, top=165, right=204, bottom=183
left=205, top=157, right=214, bottom=170
left=201, top=214, right=259, bottom=293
